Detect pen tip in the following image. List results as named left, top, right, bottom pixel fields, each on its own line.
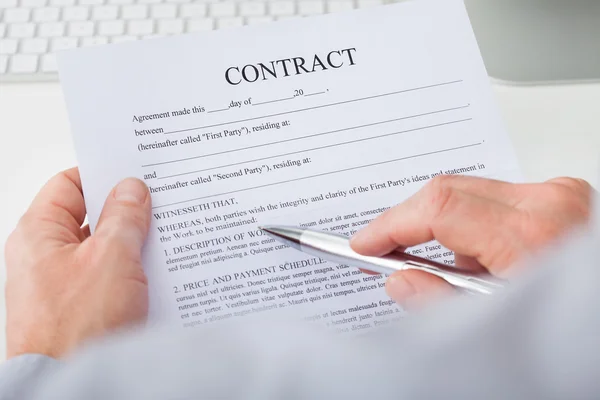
left=259, top=225, right=275, bottom=233
left=257, top=225, right=302, bottom=248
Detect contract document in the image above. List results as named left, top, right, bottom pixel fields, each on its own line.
left=58, top=0, right=520, bottom=330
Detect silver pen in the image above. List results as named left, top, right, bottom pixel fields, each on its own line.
left=260, top=225, right=506, bottom=295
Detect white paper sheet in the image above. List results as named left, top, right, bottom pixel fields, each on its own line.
left=58, top=0, right=520, bottom=329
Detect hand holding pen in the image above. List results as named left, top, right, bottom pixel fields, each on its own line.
left=269, top=175, right=591, bottom=309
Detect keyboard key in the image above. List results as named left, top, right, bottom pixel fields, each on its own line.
left=158, top=19, right=183, bottom=34
left=180, top=3, right=206, bottom=18
left=122, top=4, right=147, bottom=19
left=98, top=20, right=124, bottom=35
left=68, top=21, right=94, bottom=36
left=22, top=0, right=48, bottom=6
left=127, top=20, right=153, bottom=35
left=51, top=36, right=78, bottom=50
left=138, top=0, right=161, bottom=4
left=0, top=24, right=6, bottom=38
left=186, top=18, right=212, bottom=32
left=357, top=0, right=382, bottom=7
left=327, top=0, right=353, bottom=13
left=39, top=21, right=65, bottom=37
left=8, top=23, right=36, bottom=38
left=21, top=38, right=48, bottom=53
left=268, top=1, right=294, bottom=16
left=108, top=0, right=133, bottom=3
left=33, top=7, right=61, bottom=22
left=3, top=8, right=31, bottom=23
left=0, top=55, right=8, bottom=73
left=276, top=15, right=300, bottom=21
left=0, top=39, right=17, bottom=54
left=240, top=2, right=265, bottom=16
left=0, top=0, right=18, bottom=7
left=111, top=35, right=136, bottom=43
left=63, top=6, right=89, bottom=21
left=142, top=34, right=163, bottom=39
left=151, top=4, right=177, bottom=19
left=298, top=0, right=324, bottom=15
left=246, top=16, right=272, bottom=25
left=50, top=0, right=75, bottom=5
left=81, top=36, right=108, bottom=46
left=41, top=53, right=57, bottom=72
left=10, top=54, right=38, bottom=73
left=209, top=2, right=235, bottom=17
left=92, top=5, right=118, bottom=20
left=79, top=0, right=104, bottom=5
left=216, top=17, right=242, bottom=29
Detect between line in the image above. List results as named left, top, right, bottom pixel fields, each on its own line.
left=157, top=118, right=472, bottom=179
left=152, top=142, right=482, bottom=209
left=162, top=80, right=463, bottom=135
left=142, top=104, right=470, bottom=167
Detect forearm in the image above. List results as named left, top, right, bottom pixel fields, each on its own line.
left=0, top=355, right=59, bottom=400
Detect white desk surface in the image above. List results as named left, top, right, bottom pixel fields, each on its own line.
left=1, top=81, right=599, bottom=360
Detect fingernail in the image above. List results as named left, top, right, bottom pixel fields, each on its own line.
left=114, top=178, right=148, bottom=204
left=386, top=273, right=416, bottom=302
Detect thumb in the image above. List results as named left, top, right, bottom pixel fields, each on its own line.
left=94, top=178, right=151, bottom=258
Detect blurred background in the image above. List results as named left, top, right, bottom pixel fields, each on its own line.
left=0, top=0, right=599, bottom=360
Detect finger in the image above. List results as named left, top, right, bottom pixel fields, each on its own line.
left=454, top=253, right=486, bottom=273
left=29, top=167, right=85, bottom=225
left=93, top=178, right=151, bottom=261
left=19, top=168, right=86, bottom=244
left=351, top=185, right=525, bottom=275
left=544, top=177, right=593, bottom=219
left=351, top=183, right=517, bottom=255
left=350, top=175, right=524, bottom=257
left=425, top=175, right=524, bottom=207
left=350, top=192, right=426, bottom=256
left=385, top=270, right=454, bottom=308
left=546, top=177, right=593, bottom=196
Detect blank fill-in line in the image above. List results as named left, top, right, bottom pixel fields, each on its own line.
left=161, top=80, right=463, bottom=135
left=253, top=96, right=295, bottom=106
left=152, top=142, right=482, bottom=209
left=142, top=104, right=470, bottom=168
left=208, top=108, right=229, bottom=114
left=304, top=91, right=326, bottom=97
left=157, top=118, right=472, bottom=180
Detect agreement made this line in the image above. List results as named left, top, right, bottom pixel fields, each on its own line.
left=157, top=118, right=472, bottom=179
left=161, top=80, right=463, bottom=135
left=152, top=142, right=482, bottom=209
left=142, top=104, right=470, bottom=168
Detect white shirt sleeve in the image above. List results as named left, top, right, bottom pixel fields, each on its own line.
left=0, top=355, right=59, bottom=400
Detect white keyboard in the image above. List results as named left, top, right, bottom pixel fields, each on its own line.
left=0, top=0, right=402, bottom=82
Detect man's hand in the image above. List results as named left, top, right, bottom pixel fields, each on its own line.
left=351, top=175, right=593, bottom=309
left=4, top=168, right=151, bottom=359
